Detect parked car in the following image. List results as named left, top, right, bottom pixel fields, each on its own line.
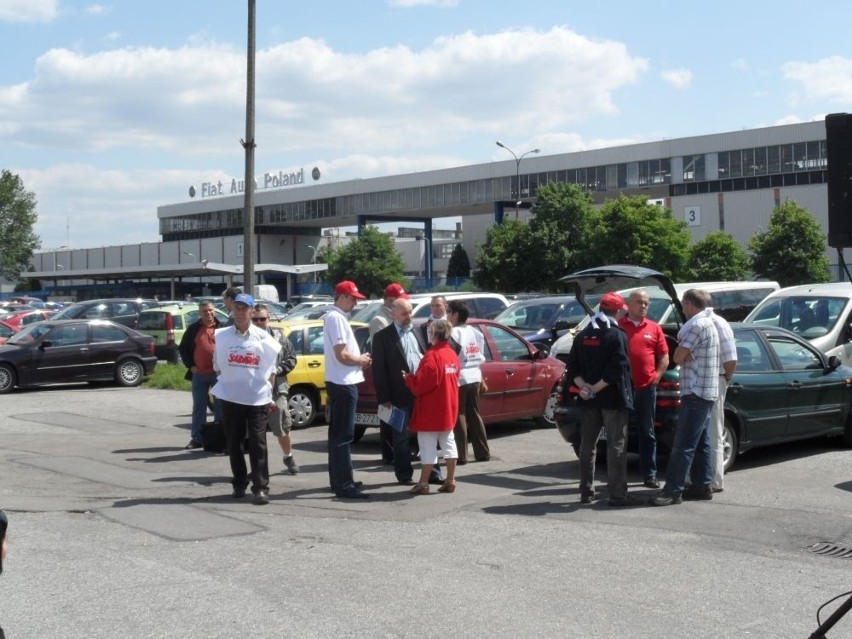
left=0, top=320, right=15, bottom=345
left=0, top=309, right=56, bottom=331
left=354, top=318, right=566, bottom=441
left=51, top=298, right=159, bottom=330
left=553, top=265, right=852, bottom=471
left=276, top=304, right=336, bottom=324
left=744, top=282, right=852, bottom=366
left=0, top=319, right=158, bottom=393
left=493, top=295, right=599, bottom=347
left=276, top=320, right=370, bottom=428
left=136, top=303, right=230, bottom=363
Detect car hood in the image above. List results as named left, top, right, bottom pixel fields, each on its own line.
left=558, top=264, right=685, bottom=324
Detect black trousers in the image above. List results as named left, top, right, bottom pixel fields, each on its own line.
left=221, top=400, right=270, bottom=494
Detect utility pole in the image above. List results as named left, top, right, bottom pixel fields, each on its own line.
left=241, top=0, right=256, bottom=296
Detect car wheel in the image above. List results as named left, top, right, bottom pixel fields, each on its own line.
left=0, top=363, right=16, bottom=393
left=353, top=426, right=367, bottom=443
left=288, top=387, right=317, bottom=427
left=115, top=358, right=145, bottom=387
left=841, top=410, right=852, bottom=448
left=536, top=384, right=560, bottom=427
left=723, top=417, right=738, bottom=471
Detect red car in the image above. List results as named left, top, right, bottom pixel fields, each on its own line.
left=354, top=318, right=566, bottom=441
left=0, top=320, right=15, bottom=345
left=0, top=309, right=56, bottom=331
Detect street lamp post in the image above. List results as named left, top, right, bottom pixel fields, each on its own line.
left=305, top=244, right=319, bottom=284
left=496, top=141, right=540, bottom=218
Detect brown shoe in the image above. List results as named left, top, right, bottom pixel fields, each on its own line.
left=437, top=481, right=456, bottom=493
left=408, top=483, right=429, bottom=496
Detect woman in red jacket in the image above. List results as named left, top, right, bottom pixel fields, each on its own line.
left=403, top=319, right=461, bottom=495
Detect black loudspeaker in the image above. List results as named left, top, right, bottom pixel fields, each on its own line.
left=827, top=113, right=852, bottom=248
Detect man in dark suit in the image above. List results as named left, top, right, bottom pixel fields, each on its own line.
left=372, top=297, right=442, bottom=485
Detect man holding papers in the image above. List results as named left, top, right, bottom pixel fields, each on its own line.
left=371, top=297, right=443, bottom=486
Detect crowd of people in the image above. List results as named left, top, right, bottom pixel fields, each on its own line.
left=176, top=278, right=734, bottom=506
left=567, top=288, right=737, bottom=507
left=176, top=279, right=493, bottom=502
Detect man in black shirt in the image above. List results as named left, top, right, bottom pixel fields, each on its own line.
left=566, top=292, right=636, bottom=507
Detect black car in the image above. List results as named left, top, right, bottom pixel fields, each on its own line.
left=0, top=319, right=158, bottom=393
left=51, top=298, right=159, bottom=330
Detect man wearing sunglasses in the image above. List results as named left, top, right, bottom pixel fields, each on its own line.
left=252, top=304, right=299, bottom=475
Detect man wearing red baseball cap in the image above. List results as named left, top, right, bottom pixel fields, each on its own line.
left=369, top=282, right=409, bottom=337
left=324, top=280, right=372, bottom=499
left=566, top=291, right=638, bottom=506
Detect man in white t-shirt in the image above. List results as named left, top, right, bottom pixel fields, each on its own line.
left=211, top=293, right=281, bottom=505
left=324, top=280, right=372, bottom=499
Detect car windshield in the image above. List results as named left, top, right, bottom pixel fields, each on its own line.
left=284, top=306, right=332, bottom=321
left=351, top=301, right=383, bottom=323
left=52, top=304, right=85, bottom=319
left=495, top=301, right=564, bottom=331
left=746, top=295, right=846, bottom=338
left=8, top=322, right=54, bottom=344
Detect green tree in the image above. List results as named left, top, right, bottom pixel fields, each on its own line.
left=474, top=182, right=600, bottom=292
left=446, top=243, right=471, bottom=279
left=472, top=218, right=535, bottom=293
left=528, top=182, right=599, bottom=281
left=687, top=232, right=750, bottom=281
left=588, top=196, right=691, bottom=280
left=0, top=170, right=40, bottom=282
left=748, top=200, right=830, bottom=287
left=324, top=226, right=408, bottom=298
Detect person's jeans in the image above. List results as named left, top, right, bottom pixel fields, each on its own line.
left=632, top=384, right=658, bottom=481
left=221, top=400, right=269, bottom=494
left=709, top=378, right=729, bottom=490
left=663, top=393, right=714, bottom=496
left=191, top=372, right=221, bottom=444
left=578, top=406, right=628, bottom=500
left=327, top=381, right=358, bottom=494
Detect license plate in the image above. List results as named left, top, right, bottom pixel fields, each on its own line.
left=355, top=412, right=379, bottom=426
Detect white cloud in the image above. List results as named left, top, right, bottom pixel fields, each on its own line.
left=773, top=114, right=803, bottom=126
left=85, top=4, right=111, bottom=16
left=1, top=25, right=650, bottom=246
left=0, top=26, right=648, bottom=158
left=660, top=68, right=692, bottom=89
left=0, top=0, right=58, bottom=22
left=783, top=56, right=852, bottom=104
left=730, top=58, right=747, bottom=71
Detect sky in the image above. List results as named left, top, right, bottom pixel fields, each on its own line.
left=1, top=0, right=851, bottom=252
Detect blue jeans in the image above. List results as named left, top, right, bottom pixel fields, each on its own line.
left=191, top=372, right=222, bottom=444
left=327, top=381, right=358, bottom=494
left=663, top=393, right=714, bottom=496
left=631, top=385, right=658, bottom=481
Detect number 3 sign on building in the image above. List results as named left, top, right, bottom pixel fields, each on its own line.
left=685, top=206, right=701, bottom=226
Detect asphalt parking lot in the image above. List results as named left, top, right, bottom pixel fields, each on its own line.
left=1, top=384, right=851, bottom=638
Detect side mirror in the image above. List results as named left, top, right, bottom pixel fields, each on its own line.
left=533, top=343, right=551, bottom=359
left=827, top=355, right=842, bottom=371
left=39, top=340, right=53, bottom=350
left=552, top=320, right=570, bottom=332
